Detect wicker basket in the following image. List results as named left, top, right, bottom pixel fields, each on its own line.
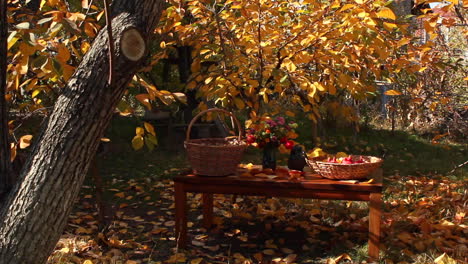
left=306, top=155, right=383, bottom=180
left=185, top=108, right=247, bottom=176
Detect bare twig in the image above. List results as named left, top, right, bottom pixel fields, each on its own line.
left=103, top=0, right=115, bottom=86
left=449, top=160, right=468, bottom=174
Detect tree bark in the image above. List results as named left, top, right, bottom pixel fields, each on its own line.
left=0, top=0, right=13, bottom=199
left=0, top=1, right=165, bottom=263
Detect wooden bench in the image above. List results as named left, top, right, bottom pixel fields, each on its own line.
left=173, top=167, right=383, bottom=260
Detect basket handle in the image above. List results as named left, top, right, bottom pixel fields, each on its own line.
left=186, top=108, right=243, bottom=141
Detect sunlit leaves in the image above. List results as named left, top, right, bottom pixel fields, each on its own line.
left=384, top=89, right=402, bottom=96
left=158, top=0, right=439, bottom=123
left=6, top=0, right=103, bottom=137
left=132, top=123, right=158, bottom=151
left=19, top=135, right=33, bottom=149
left=377, top=7, right=396, bottom=20
left=15, top=22, right=31, bottom=29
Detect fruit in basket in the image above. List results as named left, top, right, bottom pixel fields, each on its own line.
left=324, top=155, right=367, bottom=164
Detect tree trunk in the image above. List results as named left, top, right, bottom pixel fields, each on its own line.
left=0, top=0, right=13, bottom=199
left=0, top=1, right=165, bottom=263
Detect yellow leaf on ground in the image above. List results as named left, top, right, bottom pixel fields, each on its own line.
left=434, top=253, right=457, bottom=264
left=191, top=258, right=203, bottom=264
left=397, top=232, right=413, bottom=243
left=114, top=192, right=125, bottom=198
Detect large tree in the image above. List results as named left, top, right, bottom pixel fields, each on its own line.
left=0, top=0, right=12, bottom=198
left=0, top=0, right=165, bottom=263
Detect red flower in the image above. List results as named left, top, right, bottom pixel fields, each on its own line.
left=246, top=135, right=256, bottom=144
left=285, top=140, right=294, bottom=150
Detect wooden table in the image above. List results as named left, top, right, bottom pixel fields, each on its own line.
left=173, top=167, right=383, bottom=260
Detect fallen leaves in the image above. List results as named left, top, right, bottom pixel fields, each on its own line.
left=48, top=171, right=466, bottom=264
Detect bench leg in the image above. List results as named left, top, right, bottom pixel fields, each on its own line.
left=175, top=182, right=187, bottom=248
left=369, top=193, right=382, bottom=261
left=202, top=193, right=213, bottom=229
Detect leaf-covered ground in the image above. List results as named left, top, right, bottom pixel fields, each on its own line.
left=48, top=168, right=466, bottom=264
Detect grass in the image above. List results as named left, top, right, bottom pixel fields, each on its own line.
left=101, top=115, right=467, bottom=181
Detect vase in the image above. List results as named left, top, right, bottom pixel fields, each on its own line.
left=262, top=143, right=278, bottom=170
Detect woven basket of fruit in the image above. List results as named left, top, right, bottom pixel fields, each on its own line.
left=306, top=155, right=383, bottom=180
left=185, top=108, right=247, bottom=176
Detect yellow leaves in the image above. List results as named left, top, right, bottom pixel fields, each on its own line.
left=32, top=89, right=41, bottom=98
left=431, top=133, right=448, bottom=144
left=313, top=82, right=326, bottom=92
left=19, top=135, right=33, bottom=149
left=10, top=143, right=17, bottom=162
left=16, top=22, right=31, bottom=29
left=383, top=22, right=398, bottom=31
left=84, top=22, right=97, bottom=37
left=397, top=37, right=411, bottom=48
left=81, top=0, right=89, bottom=8
left=132, top=136, right=144, bottom=150
left=233, top=97, right=245, bottom=110
left=144, top=122, right=156, bottom=136
left=282, top=58, right=297, bottom=72
left=384, top=89, right=402, bottom=96
left=7, top=31, right=20, bottom=50
left=339, top=4, right=355, bottom=12
left=114, top=192, right=125, bottom=198
left=434, top=253, right=457, bottom=264
left=335, top=152, right=348, bottom=158
left=190, top=258, right=203, bottom=264
left=18, top=42, right=37, bottom=57
left=307, top=148, right=327, bottom=159
left=167, top=253, right=186, bottom=263
left=81, top=41, right=91, bottom=54
left=397, top=231, right=414, bottom=244
left=18, top=56, right=29, bottom=75
left=56, top=43, right=71, bottom=63
left=204, top=76, right=214, bottom=84
left=326, top=253, right=352, bottom=264
left=377, top=7, right=396, bottom=21
left=136, top=127, right=144, bottom=137
left=83, top=260, right=94, bottom=264
left=135, top=94, right=151, bottom=110
left=132, top=123, right=158, bottom=151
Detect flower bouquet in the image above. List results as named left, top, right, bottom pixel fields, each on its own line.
left=245, top=116, right=299, bottom=169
